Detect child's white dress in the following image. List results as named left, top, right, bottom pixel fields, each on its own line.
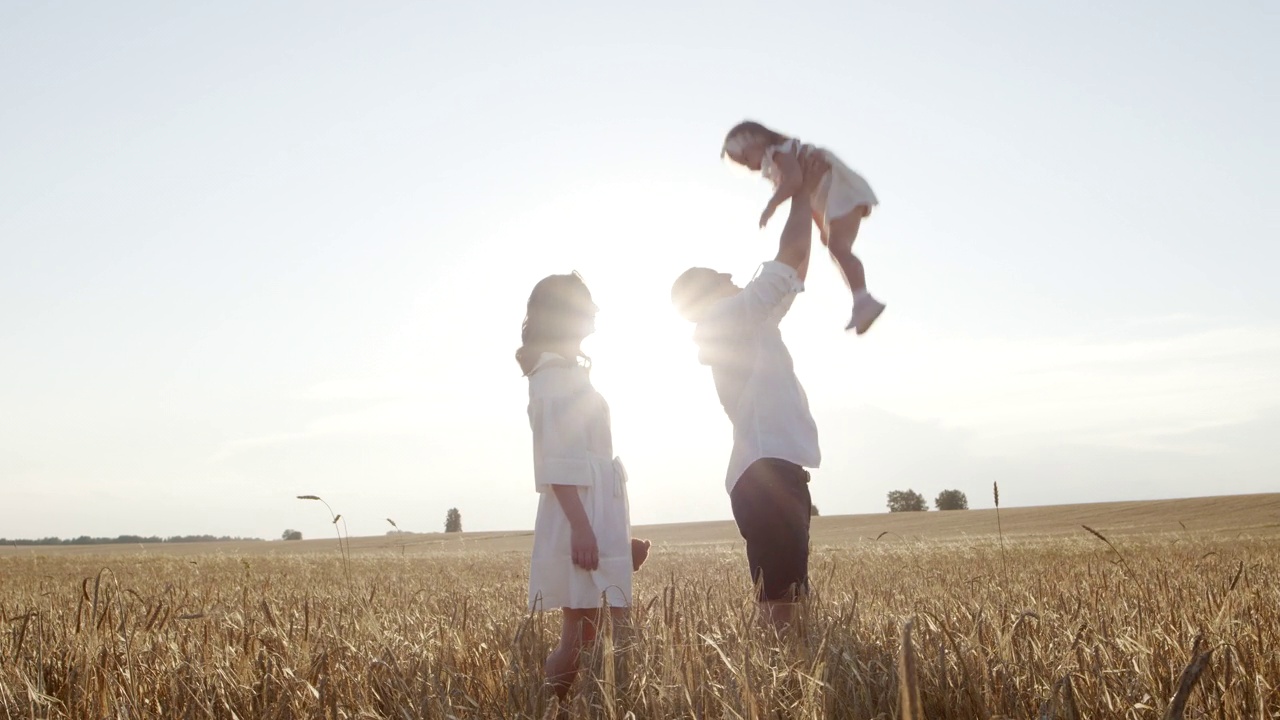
left=762, top=138, right=878, bottom=233
left=526, top=353, right=632, bottom=610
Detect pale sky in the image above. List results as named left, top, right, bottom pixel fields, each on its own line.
left=2, top=1, right=1277, bottom=541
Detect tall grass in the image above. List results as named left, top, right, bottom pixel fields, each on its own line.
left=1, top=533, right=1276, bottom=718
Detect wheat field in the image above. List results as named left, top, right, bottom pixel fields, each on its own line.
left=2, top=496, right=1278, bottom=719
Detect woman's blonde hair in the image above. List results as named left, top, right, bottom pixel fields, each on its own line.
left=515, top=272, right=596, bottom=376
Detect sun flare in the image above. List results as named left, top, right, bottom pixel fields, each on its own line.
left=582, top=292, right=705, bottom=432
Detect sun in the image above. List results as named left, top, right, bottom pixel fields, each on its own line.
left=492, top=170, right=755, bottom=461
left=583, top=292, right=699, bottom=393
left=580, top=283, right=711, bottom=444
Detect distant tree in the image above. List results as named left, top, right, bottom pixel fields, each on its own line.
left=935, top=489, right=969, bottom=511
left=445, top=508, right=462, bottom=533
left=810, top=503, right=820, bottom=517
left=887, top=490, right=929, bottom=513
left=282, top=529, right=303, bottom=541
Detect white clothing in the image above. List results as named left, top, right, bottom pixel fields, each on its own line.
left=693, top=262, right=821, bottom=494
left=762, top=139, right=879, bottom=233
left=527, top=353, right=632, bottom=610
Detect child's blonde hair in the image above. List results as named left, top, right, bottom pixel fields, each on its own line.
left=721, top=120, right=789, bottom=161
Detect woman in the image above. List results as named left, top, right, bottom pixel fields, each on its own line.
left=516, top=272, right=650, bottom=702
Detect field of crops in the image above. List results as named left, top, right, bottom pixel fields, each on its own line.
left=2, top=501, right=1278, bottom=718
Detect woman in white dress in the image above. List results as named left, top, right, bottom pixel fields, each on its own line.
left=516, top=272, right=649, bottom=702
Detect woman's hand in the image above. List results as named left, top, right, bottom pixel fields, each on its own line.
left=570, top=523, right=599, bottom=570
left=550, top=485, right=598, bottom=570
left=549, top=485, right=599, bottom=570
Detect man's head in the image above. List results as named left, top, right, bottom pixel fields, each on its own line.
left=670, top=267, right=739, bottom=322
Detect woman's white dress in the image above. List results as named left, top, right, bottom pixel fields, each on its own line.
left=527, top=353, right=632, bottom=610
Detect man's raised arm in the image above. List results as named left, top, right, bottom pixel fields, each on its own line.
left=773, top=152, right=830, bottom=283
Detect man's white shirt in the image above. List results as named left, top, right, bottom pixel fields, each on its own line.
left=693, top=261, right=822, bottom=494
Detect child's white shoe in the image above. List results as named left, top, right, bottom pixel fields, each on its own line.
left=846, top=297, right=886, bottom=335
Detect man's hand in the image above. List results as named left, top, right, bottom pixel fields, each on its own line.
left=570, top=523, right=599, bottom=570
left=799, top=150, right=831, bottom=196
left=772, top=150, right=826, bottom=280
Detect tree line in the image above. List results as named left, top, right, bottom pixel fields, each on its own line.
left=283, top=507, right=464, bottom=541
left=2, top=534, right=263, bottom=547
left=887, top=489, right=969, bottom=512
left=14, top=492, right=964, bottom=548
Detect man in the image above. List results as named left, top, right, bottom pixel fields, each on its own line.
left=670, top=153, right=827, bottom=627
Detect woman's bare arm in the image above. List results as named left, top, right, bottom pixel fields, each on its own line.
left=551, top=485, right=598, bottom=570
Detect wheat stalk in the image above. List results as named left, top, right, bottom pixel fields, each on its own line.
left=898, top=618, right=925, bottom=719
left=1163, top=634, right=1213, bottom=720
left=297, top=494, right=351, bottom=583
left=994, top=482, right=1007, bottom=581
left=1081, top=525, right=1134, bottom=578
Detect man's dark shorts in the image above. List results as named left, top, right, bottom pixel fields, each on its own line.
left=729, top=458, right=811, bottom=602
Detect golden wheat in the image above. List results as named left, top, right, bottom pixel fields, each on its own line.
left=1, top=532, right=1276, bottom=719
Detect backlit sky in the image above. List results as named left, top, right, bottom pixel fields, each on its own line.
left=2, top=1, right=1277, bottom=541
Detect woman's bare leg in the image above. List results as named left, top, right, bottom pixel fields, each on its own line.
left=545, top=608, right=592, bottom=701
left=544, top=607, right=631, bottom=701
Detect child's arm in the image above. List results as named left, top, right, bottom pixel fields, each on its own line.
left=759, top=149, right=804, bottom=228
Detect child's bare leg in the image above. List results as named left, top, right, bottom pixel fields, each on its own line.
left=827, top=208, right=885, bottom=333
left=825, top=209, right=867, bottom=293
left=813, top=208, right=829, bottom=247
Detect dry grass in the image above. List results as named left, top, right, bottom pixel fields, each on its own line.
left=3, top=495, right=1279, bottom=718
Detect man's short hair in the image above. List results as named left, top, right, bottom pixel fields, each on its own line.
left=671, top=267, right=721, bottom=322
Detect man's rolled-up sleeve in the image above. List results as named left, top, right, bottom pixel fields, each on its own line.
left=732, top=261, right=804, bottom=326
